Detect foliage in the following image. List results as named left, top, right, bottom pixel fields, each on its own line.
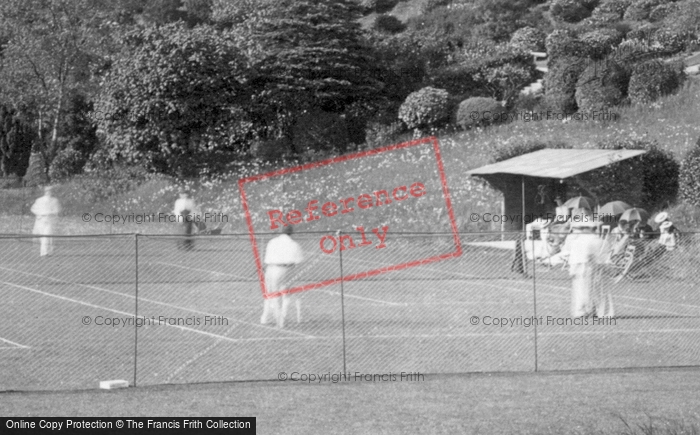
left=23, top=152, right=48, bottom=187
left=577, top=139, right=678, bottom=210
left=623, top=0, right=665, bottom=21
left=398, top=86, right=452, bottom=129
left=72, top=165, right=151, bottom=204
left=0, top=0, right=114, bottom=165
left=579, top=28, right=623, bottom=60
left=628, top=60, right=685, bottom=105
left=456, top=97, right=507, bottom=130
left=94, top=23, right=253, bottom=177
left=509, top=27, right=547, bottom=52
left=648, top=2, right=678, bottom=21
left=679, top=137, right=700, bottom=207
left=0, top=106, right=33, bottom=178
left=360, top=0, right=399, bottom=14
left=575, top=57, right=630, bottom=112
left=291, top=109, right=350, bottom=154
left=364, top=121, right=407, bottom=149
left=48, top=148, right=85, bottom=181
left=589, top=0, right=633, bottom=22
left=373, top=14, right=406, bottom=33
left=550, top=0, right=596, bottom=23
left=420, top=0, right=452, bottom=14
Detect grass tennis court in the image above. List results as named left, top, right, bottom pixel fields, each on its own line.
left=1, top=233, right=699, bottom=392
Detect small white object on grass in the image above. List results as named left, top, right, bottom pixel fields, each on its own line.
left=99, top=379, right=129, bottom=389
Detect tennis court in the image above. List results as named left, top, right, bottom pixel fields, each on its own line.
left=1, top=232, right=699, bottom=391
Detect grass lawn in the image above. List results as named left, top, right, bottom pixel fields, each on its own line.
left=2, top=367, right=700, bottom=434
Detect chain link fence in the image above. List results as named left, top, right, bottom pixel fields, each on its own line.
left=1, top=230, right=699, bottom=391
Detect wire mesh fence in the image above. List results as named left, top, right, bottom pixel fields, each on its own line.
left=1, top=230, right=699, bottom=391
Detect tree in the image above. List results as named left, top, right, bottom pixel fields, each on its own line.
left=0, top=0, right=113, bottom=168
left=94, top=23, right=253, bottom=177
left=230, top=0, right=384, bottom=140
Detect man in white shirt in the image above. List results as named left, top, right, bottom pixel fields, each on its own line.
left=261, top=225, right=304, bottom=328
left=173, top=189, right=197, bottom=251
left=31, top=185, right=62, bottom=257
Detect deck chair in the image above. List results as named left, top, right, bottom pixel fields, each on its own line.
left=611, top=245, right=636, bottom=283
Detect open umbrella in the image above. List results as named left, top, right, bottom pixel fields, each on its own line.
left=599, top=200, right=631, bottom=216
left=619, top=207, right=649, bottom=222
left=564, top=195, right=595, bottom=210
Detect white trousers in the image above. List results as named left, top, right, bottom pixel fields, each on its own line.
left=39, top=236, right=53, bottom=256
left=570, top=263, right=593, bottom=317
left=260, top=265, right=301, bottom=328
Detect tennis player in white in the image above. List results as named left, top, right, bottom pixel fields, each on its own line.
left=260, top=225, right=304, bottom=328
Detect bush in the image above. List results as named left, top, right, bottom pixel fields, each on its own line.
left=23, top=152, right=48, bottom=187
left=650, top=29, right=689, bottom=54
left=291, top=110, right=350, bottom=154
left=373, top=14, right=406, bottom=33
left=551, top=0, right=595, bottom=23
left=580, top=28, right=624, bottom=59
left=364, top=121, right=407, bottom=148
left=48, top=148, right=86, bottom=181
left=398, top=87, right=452, bottom=129
left=623, top=0, right=665, bottom=21
left=544, top=56, right=588, bottom=113
left=628, top=60, right=685, bottom=105
left=591, top=0, right=633, bottom=20
left=545, top=29, right=590, bottom=58
left=420, top=0, right=451, bottom=14
left=428, top=65, right=484, bottom=98
left=579, top=139, right=678, bottom=210
left=649, top=2, right=679, bottom=21
left=361, top=0, right=399, bottom=14
left=510, top=27, right=547, bottom=52
left=250, top=137, right=292, bottom=161
left=455, top=97, right=506, bottom=129
left=679, top=137, right=700, bottom=207
left=575, top=57, right=630, bottom=111
left=71, top=165, right=151, bottom=204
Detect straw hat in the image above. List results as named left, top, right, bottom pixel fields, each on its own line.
left=654, top=212, right=669, bottom=224
left=660, top=221, right=673, bottom=231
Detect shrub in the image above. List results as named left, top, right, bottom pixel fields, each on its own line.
left=510, top=26, right=547, bottom=52
left=291, top=110, right=350, bottom=154
left=544, top=56, right=588, bottom=113
left=579, top=139, right=678, bottom=210
left=623, top=0, right=665, bottom=21
left=361, top=0, right=399, bottom=14
left=23, top=152, right=48, bottom=187
left=650, top=29, right=689, bottom=54
left=48, top=148, right=86, bottom=181
left=545, top=29, right=590, bottom=58
left=591, top=0, right=633, bottom=20
left=250, top=137, right=292, bottom=161
left=420, top=0, right=451, bottom=14
left=580, top=28, right=624, bottom=59
left=373, top=14, right=406, bottom=33
left=71, top=165, right=151, bottom=204
left=428, top=65, right=484, bottom=98
left=551, top=0, right=595, bottom=23
left=679, top=138, right=700, bottom=207
left=649, top=2, right=679, bottom=21
left=364, top=121, right=407, bottom=148
left=628, top=60, right=685, bottom=105
left=575, top=57, right=630, bottom=111
left=398, top=87, right=452, bottom=129
left=455, top=97, right=506, bottom=129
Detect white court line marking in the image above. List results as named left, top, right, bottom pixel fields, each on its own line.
left=152, top=261, right=251, bottom=281
left=318, top=289, right=406, bottom=306
left=1, top=280, right=316, bottom=344
left=0, top=266, right=314, bottom=339
left=336, top=255, right=689, bottom=316
left=0, top=336, right=30, bottom=349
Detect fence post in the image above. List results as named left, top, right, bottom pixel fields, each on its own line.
left=133, top=233, right=139, bottom=387
left=338, top=230, right=347, bottom=374
left=531, top=236, right=539, bottom=372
